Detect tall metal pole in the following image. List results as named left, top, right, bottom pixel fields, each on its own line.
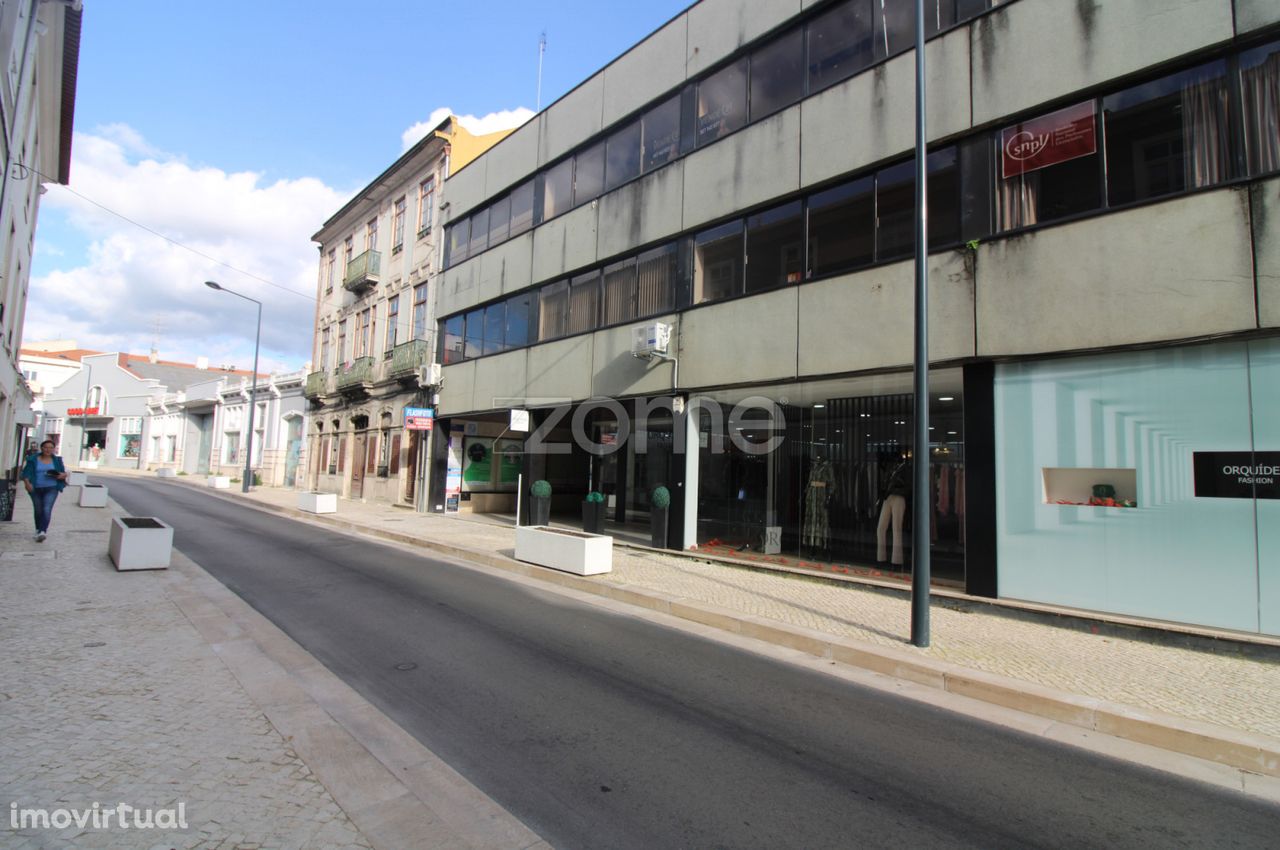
left=243, top=300, right=262, bottom=493
left=910, top=0, right=931, bottom=648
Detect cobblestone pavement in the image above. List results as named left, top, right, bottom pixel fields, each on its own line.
left=0, top=490, right=374, bottom=849
left=192, top=480, right=1280, bottom=743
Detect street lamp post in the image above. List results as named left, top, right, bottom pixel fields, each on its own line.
left=205, top=281, right=262, bottom=494
left=910, top=0, right=932, bottom=647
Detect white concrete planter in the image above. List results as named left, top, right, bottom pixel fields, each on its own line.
left=155, top=467, right=177, bottom=478
left=108, top=517, right=173, bottom=571
left=79, top=483, right=109, bottom=508
left=515, top=526, right=613, bottom=576
left=66, top=471, right=87, bottom=487
left=207, top=476, right=231, bottom=489
left=298, top=492, right=337, bottom=514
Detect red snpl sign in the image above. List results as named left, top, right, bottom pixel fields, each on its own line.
left=1001, top=101, right=1097, bottom=179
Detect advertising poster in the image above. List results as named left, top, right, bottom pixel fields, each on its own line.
left=498, top=438, right=523, bottom=488
left=462, top=437, right=494, bottom=491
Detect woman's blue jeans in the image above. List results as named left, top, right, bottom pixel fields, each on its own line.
left=29, top=487, right=58, bottom=533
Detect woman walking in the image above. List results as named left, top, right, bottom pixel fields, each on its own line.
left=21, top=439, right=68, bottom=541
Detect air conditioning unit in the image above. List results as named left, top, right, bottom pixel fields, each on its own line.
left=417, top=363, right=442, bottom=387
left=632, top=322, right=671, bottom=358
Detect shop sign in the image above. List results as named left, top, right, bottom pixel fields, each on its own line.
left=68, top=407, right=100, bottom=416
left=404, top=406, right=434, bottom=431
left=1193, top=452, right=1280, bottom=499
left=510, top=409, right=530, bottom=432
left=1001, top=101, right=1096, bottom=179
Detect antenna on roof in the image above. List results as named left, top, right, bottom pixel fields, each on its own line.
left=536, top=31, right=547, bottom=112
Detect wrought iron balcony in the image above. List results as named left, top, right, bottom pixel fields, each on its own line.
left=386, top=338, right=431, bottom=380
left=336, top=357, right=375, bottom=391
left=343, top=250, right=381, bottom=293
left=304, top=370, right=329, bottom=399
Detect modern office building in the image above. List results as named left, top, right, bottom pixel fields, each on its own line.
left=0, top=0, right=81, bottom=478
left=303, top=115, right=512, bottom=507
left=431, top=0, right=1280, bottom=635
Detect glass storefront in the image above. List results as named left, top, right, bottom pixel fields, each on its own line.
left=693, top=371, right=967, bottom=584
left=995, top=338, right=1280, bottom=635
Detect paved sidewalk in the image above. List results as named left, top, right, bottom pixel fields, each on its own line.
left=126, top=473, right=1280, bottom=786
left=0, top=487, right=548, bottom=850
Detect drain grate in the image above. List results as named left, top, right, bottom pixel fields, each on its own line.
left=1, top=550, right=56, bottom=561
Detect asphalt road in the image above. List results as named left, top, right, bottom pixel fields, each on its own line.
left=106, top=476, right=1277, bottom=849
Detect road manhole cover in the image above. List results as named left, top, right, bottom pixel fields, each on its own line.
left=394, top=663, right=418, bottom=672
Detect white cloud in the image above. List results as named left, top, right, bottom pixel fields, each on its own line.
left=400, top=106, right=534, bottom=152
left=28, top=126, right=346, bottom=374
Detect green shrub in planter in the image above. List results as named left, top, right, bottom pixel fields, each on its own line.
left=586, top=490, right=605, bottom=503
left=650, top=485, right=671, bottom=548
left=531, top=479, right=552, bottom=498
left=530, top=479, right=552, bottom=525
left=583, top=490, right=606, bottom=533
left=651, top=485, right=671, bottom=509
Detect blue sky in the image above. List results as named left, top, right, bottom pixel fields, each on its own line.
left=29, top=0, right=693, bottom=372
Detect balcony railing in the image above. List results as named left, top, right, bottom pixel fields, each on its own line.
left=343, top=249, right=381, bottom=292
left=336, top=357, right=375, bottom=390
left=304, top=370, right=329, bottom=398
left=387, top=338, right=430, bottom=380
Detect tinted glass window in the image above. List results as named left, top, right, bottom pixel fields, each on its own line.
left=697, top=58, right=748, bottom=147
left=643, top=96, right=682, bottom=171
left=488, top=196, right=511, bottom=245
left=873, top=0, right=915, bottom=58
left=808, top=176, right=874, bottom=276
left=538, top=281, right=569, bottom=341
left=542, top=159, right=573, bottom=220
left=510, top=180, right=536, bottom=235
left=606, top=121, right=642, bottom=191
left=1103, top=60, right=1232, bottom=206
left=746, top=201, right=804, bottom=293
left=505, top=292, right=534, bottom=347
left=875, top=160, right=916, bottom=262
left=751, top=28, right=804, bottom=121
left=567, top=270, right=601, bottom=335
left=483, top=301, right=506, bottom=356
left=1240, top=41, right=1280, bottom=177
left=809, top=1, right=876, bottom=94
left=464, top=308, right=484, bottom=359
left=574, top=141, right=606, bottom=206
left=446, top=218, right=470, bottom=266
left=441, top=316, right=463, bottom=364
left=603, top=258, right=638, bottom=325
left=694, top=220, right=744, bottom=304
left=468, top=207, right=489, bottom=256
left=927, top=147, right=961, bottom=248
left=637, top=242, right=679, bottom=316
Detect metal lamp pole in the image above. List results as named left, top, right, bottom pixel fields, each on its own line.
left=910, top=0, right=932, bottom=648
left=206, top=281, right=262, bottom=493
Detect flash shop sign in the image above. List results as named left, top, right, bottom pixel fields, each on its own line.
left=1193, top=452, right=1280, bottom=499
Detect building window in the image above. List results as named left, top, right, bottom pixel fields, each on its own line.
left=642, top=95, right=682, bottom=172
left=637, top=242, right=679, bottom=317
left=574, top=140, right=606, bottom=206
left=468, top=206, right=490, bottom=257
left=446, top=217, right=470, bottom=266
left=567, top=270, right=601, bottom=335
left=542, top=158, right=574, bottom=221
left=873, top=0, right=917, bottom=58
left=464, top=307, right=484, bottom=359
left=807, top=0, right=876, bottom=94
left=325, top=249, right=336, bottom=292
left=225, top=432, right=240, bottom=465
left=357, top=308, right=371, bottom=358
left=413, top=283, right=429, bottom=339
left=693, top=220, right=744, bottom=304
left=697, top=58, right=748, bottom=147
left=442, top=314, right=464, bottom=364
left=418, top=177, right=435, bottom=233
left=750, top=27, right=804, bottom=121
left=86, top=385, right=108, bottom=415
left=997, top=101, right=1102, bottom=231
left=538, top=280, right=569, bottom=341
left=386, top=295, right=399, bottom=352
left=605, top=121, right=642, bottom=191
left=505, top=291, right=534, bottom=348
left=166, top=435, right=177, bottom=463
left=745, top=201, right=804, bottom=294
left=392, top=197, right=406, bottom=251
left=509, top=180, right=535, bottom=236
left=488, top=196, right=511, bottom=246
left=1240, top=40, right=1280, bottom=177
left=337, top=319, right=347, bottom=366
left=603, top=257, right=638, bottom=326
left=483, top=301, right=506, bottom=356
left=366, top=218, right=379, bottom=251
left=1103, top=59, right=1232, bottom=206
left=118, top=417, right=141, bottom=458
left=808, top=175, right=875, bottom=277
left=344, top=236, right=354, bottom=273
left=319, top=326, right=330, bottom=372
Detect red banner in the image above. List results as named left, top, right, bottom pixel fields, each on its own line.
left=1001, top=101, right=1097, bottom=179
left=67, top=407, right=100, bottom=416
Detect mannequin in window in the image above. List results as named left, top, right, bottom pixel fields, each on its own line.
left=876, top=454, right=911, bottom=566
left=803, top=454, right=834, bottom=555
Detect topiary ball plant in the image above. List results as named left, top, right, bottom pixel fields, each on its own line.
left=531, top=479, right=552, bottom=499
left=651, top=485, right=671, bottom=510
left=586, top=490, right=605, bottom=504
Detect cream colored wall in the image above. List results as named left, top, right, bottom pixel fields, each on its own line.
left=1253, top=177, right=1280, bottom=329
